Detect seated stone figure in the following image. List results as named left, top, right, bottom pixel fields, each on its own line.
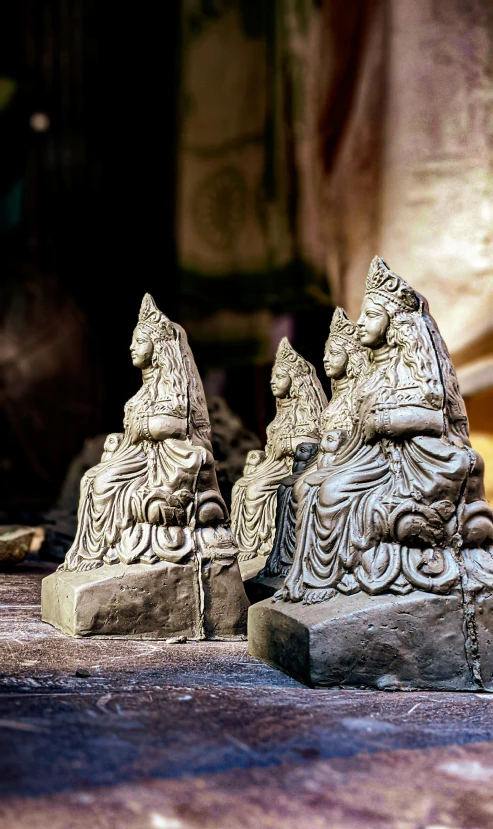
left=43, top=294, right=248, bottom=640
left=230, top=338, right=327, bottom=563
left=262, top=308, right=367, bottom=578
left=280, top=257, right=493, bottom=604
left=63, top=293, right=232, bottom=572
left=260, top=441, right=319, bottom=578
left=250, top=258, right=493, bottom=691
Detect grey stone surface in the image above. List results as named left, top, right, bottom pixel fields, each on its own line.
left=248, top=590, right=493, bottom=691
left=42, top=558, right=248, bottom=640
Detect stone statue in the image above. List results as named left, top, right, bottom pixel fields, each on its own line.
left=260, top=442, right=319, bottom=579
left=262, top=308, right=367, bottom=579
left=42, top=295, right=249, bottom=639
left=231, top=337, right=327, bottom=565
left=249, top=258, right=493, bottom=691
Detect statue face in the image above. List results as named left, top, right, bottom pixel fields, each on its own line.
left=323, top=342, right=348, bottom=379
left=270, top=366, right=291, bottom=398
left=295, top=442, right=318, bottom=462
left=357, top=296, right=390, bottom=348
left=104, top=433, right=122, bottom=454
left=321, top=430, right=344, bottom=453
left=130, top=328, right=154, bottom=369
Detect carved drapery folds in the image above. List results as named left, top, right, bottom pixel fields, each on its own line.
left=260, top=258, right=493, bottom=605
left=63, top=294, right=235, bottom=572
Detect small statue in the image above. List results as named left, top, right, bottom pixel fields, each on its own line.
left=259, top=442, right=319, bottom=578
left=249, top=259, right=493, bottom=691
left=262, top=308, right=367, bottom=578
left=42, top=295, right=248, bottom=639
left=230, top=338, right=327, bottom=565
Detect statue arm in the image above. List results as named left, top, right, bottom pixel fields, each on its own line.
left=367, top=405, right=444, bottom=441
left=132, top=413, right=187, bottom=443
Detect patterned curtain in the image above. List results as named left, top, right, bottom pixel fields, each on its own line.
left=176, top=0, right=331, bottom=372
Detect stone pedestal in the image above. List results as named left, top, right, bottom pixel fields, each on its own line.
left=238, top=556, right=266, bottom=581
left=238, top=557, right=285, bottom=604
left=248, top=589, right=493, bottom=691
left=42, top=557, right=248, bottom=640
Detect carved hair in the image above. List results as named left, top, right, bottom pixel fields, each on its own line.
left=328, top=338, right=368, bottom=397
left=136, top=294, right=211, bottom=439
left=416, top=292, right=470, bottom=442
left=381, top=307, right=444, bottom=409
left=274, top=337, right=327, bottom=431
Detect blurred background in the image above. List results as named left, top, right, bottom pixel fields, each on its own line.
left=0, top=0, right=491, bottom=529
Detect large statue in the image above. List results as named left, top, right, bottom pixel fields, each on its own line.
left=231, top=337, right=327, bottom=565
left=262, top=308, right=367, bottom=579
left=42, top=295, right=249, bottom=639
left=249, top=258, right=493, bottom=691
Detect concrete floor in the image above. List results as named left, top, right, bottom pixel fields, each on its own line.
left=0, top=557, right=492, bottom=828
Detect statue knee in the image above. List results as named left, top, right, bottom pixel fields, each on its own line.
left=462, top=501, right=493, bottom=547
left=245, top=480, right=265, bottom=502
left=292, top=479, right=309, bottom=506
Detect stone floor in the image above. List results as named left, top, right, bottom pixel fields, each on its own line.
left=0, top=558, right=492, bottom=828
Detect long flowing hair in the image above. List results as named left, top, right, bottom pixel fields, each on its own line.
left=142, top=324, right=211, bottom=442
left=384, top=308, right=443, bottom=409
left=330, top=339, right=368, bottom=397
left=288, top=360, right=328, bottom=430
left=273, top=339, right=327, bottom=434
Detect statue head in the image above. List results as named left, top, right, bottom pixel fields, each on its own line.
left=270, top=363, right=292, bottom=398
left=358, top=257, right=420, bottom=349
left=294, top=442, right=319, bottom=463
left=131, top=293, right=175, bottom=367
left=272, top=337, right=328, bottom=426
left=320, top=429, right=347, bottom=454
left=292, top=441, right=319, bottom=473
left=130, top=328, right=154, bottom=369
left=132, top=295, right=212, bottom=438
left=102, top=432, right=123, bottom=461
left=325, top=307, right=365, bottom=381
left=359, top=257, right=444, bottom=410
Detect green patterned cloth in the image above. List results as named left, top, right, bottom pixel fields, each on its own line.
left=177, top=0, right=330, bottom=368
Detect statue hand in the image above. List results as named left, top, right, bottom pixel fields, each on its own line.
left=363, top=412, right=378, bottom=443
left=129, top=418, right=141, bottom=444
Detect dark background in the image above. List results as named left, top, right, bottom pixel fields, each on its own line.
left=0, top=0, right=332, bottom=517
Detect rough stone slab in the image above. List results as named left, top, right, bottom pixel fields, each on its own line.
left=248, top=589, right=491, bottom=691
left=472, top=590, right=493, bottom=689
left=42, top=558, right=248, bottom=640
left=238, top=556, right=266, bottom=581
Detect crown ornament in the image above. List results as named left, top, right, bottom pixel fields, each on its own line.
left=365, top=256, right=419, bottom=313
left=137, top=293, right=174, bottom=340
left=275, top=337, right=309, bottom=377
left=327, top=307, right=360, bottom=350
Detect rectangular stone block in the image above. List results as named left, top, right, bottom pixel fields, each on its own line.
left=249, top=590, right=480, bottom=690
left=42, top=558, right=248, bottom=640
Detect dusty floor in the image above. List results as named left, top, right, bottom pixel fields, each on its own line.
left=0, top=558, right=492, bottom=828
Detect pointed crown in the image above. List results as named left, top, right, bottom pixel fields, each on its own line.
left=274, top=337, right=309, bottom=377
left=137, top=293, right=174, bottom=340
left=327, top=307, right=360, bottom=351
left=365, top=256, right=419, bottom=313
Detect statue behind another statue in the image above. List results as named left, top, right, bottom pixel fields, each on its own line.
left=261, top=308, right=368, bottom=581
left=249, top=258, right=493, bottom=691
left=231, top=338, right=327, bottom=573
